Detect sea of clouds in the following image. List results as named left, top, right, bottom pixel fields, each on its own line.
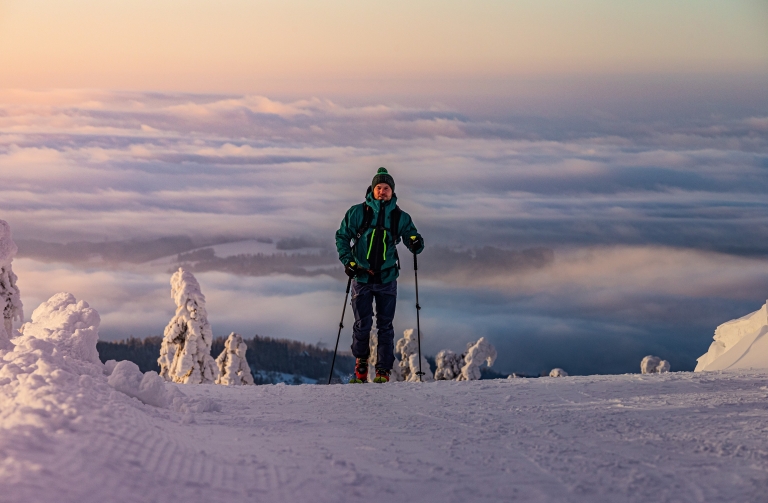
left=2, top=86, right=767, bottom=375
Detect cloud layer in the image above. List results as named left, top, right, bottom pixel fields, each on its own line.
left=2, top=89, right=768, bottom=375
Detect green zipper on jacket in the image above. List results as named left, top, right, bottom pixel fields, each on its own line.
left=382, top=230, right=387, bottom=260
left=366, top=229, right=376, bottom=260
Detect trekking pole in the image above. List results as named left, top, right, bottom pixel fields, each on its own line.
left=413, top=253, right=425, bottom=382
left=327, top=276, right=353, bottom=385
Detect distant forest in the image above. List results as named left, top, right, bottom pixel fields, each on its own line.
left=97, top=335, right=509, bottom=384
left=97, top=335, right=355, bottom=384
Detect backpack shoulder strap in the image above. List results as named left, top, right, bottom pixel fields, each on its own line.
left=389, top=205, right=402, bottom=239
left=390, top=205, right=402, bottom=270
left=355, top=202, right=373, bottom=241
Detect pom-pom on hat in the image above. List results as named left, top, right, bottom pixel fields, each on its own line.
left=371, top=167, right=395, bottom=192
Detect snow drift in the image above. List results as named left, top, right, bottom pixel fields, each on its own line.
left=0, top=220, right=23, bottom=349
left=215, top=332, right=254, bottom=385
left=158, top=268, right=219, bottom=384
left=107, top=360, right=175, bottom=407
left=696, top=300, right=768, bottom=372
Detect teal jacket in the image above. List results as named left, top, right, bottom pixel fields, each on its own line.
left=335, top=191, right=424, bottom=284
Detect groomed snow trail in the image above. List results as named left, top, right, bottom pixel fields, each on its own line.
left=4, top=371, right=768, bottom=503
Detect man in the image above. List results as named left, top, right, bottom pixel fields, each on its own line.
left=335, top=167, right=424, bottom=383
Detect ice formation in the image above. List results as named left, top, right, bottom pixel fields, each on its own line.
left=695, top=300, right=768, bottom=372
left=0, top=220, right=23, bottom=349
left=458, top=337, right=497, bottom=381
left=549, top=368, right=568, bottom=377
left=366, top=328, right=403, bottom=382
left=215, top=332, right=255, bottom=385
left=158, top=268, right=219, bottom=384
left=640, top=355, right=670, bottom=374
left=395, top=328, right=434, bottom=382
left=434, top=349, right=462, bottom=380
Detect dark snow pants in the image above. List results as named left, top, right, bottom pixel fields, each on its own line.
left=350, top=280, right=397, bottom=371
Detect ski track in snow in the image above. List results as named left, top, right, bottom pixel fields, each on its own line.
left=5, top=371, right=768, bottom=503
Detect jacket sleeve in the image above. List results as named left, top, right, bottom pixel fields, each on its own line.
left=335, top=206, right=359, bottom=266
left=399, top=211, right=424, bottom=254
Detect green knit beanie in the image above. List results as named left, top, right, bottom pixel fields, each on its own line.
left=371, top=167, right=395, bottom=192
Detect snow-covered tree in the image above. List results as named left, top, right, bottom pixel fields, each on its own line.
left=0, top=220, right=22, bottom=350
left=641, top=355, right=670, bottom=374
left=158, top=268, right=219, bottom=384
left=457, top=337, right=497, bottom=381
left=434, top=349, right=462, bottom=380
left=549, top=368, right=568, bottom=377
left=366, top=328, right=403, bottom=382
left=215, top=332, right=254, bottom=385
left=395, top=328, right=433, bottom=382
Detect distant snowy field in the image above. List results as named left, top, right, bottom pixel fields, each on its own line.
left=5, top=370, right=768, bottom=503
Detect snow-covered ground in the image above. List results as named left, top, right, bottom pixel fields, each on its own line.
left=4, top=369, right=768, bottom=503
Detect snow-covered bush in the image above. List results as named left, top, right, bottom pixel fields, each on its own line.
left=16, top=292, right=101, bottom=367
left=641, top=355, right=670, bottom=374
left=0, top=220, right=23, bottom=350
left=395, top=328, right=433, bottom=382
left=458, top=337, right=497, bottom=381
left=215, top=332, right=255, bottom=385
left=366, top=328, right=403, bottom=382
left=549, top=368, right=568, bottom=377
left=158, top=268, right=219, bottom=384
left=434, top=349, right=462, bottom=380
left=108, top=360, right=173, bottom=407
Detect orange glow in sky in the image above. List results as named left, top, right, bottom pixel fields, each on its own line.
left=1, top=0, right=767, bottom=94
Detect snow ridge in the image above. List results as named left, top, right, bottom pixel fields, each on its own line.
left=696, top=300, right=768, bottom=372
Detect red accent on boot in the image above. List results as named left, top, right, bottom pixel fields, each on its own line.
left=374, top=369, right=390, bottom=383
left=355, top=358, right=368, bottom=381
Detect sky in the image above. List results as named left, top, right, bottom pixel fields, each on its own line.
left=1, top=1, right=767, bottom=95
left=1, top=1, right=767, bottom=375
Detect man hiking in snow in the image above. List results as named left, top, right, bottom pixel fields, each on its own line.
left=335, top=168, right=424, bottom=383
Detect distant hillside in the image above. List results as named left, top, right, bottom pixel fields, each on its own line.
left=97, top=335, right=355, bottom=384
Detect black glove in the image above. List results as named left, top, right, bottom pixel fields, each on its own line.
left=344, top=262, right=359, bottom=278
left=408, top=235, right=423, bottom=252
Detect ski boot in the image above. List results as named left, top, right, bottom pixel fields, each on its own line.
left=373, top=369, right=391, bottom=383
left=349, top=358, right=368, bottom=383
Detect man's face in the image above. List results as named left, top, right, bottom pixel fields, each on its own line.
left=373, top=183, right=392, bottom=201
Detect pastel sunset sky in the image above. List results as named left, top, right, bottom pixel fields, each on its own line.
left=2, top=1, right=767, bottom=375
